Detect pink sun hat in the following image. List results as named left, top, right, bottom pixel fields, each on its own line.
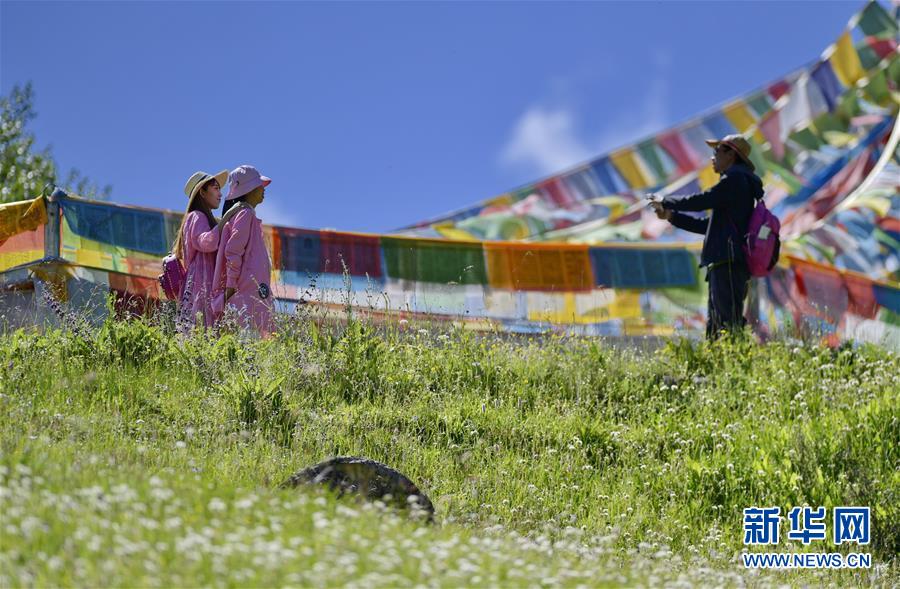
left=225, top=165, right=272, bottom=200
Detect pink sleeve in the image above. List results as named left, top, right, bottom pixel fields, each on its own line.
left=186, top=212, right=220, bottom=253
left=224, top=210, right=252, bottom=289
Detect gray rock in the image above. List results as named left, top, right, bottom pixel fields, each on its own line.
left=283, top=456, right=435, bottom=521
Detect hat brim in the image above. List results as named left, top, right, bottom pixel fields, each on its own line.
left=189, top=170, right=229, bottom=201
left=705, top=139, right=755, bottom=172
left=225, top=175, right=272, bottom=201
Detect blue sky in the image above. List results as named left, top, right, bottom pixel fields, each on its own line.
left=2, top=1, right=861, bottom=232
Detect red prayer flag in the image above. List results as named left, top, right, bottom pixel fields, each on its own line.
left=657, top=131, right=702, bottom=174
left=793, top=262, right=849, bottom=324
left=320, top=231, right=383, bottom=277
left=844, top=274, right=879, bottom=319
left=537, top=177, right=578, bottom=208
left=865, top=36, right=897, bottom=61
left=768, top=80, right=791, bottom=102
left=877, top=218, right=900, bottom=232
left=758, top=112, right=784, bottom=160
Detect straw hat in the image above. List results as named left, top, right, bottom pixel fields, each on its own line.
left=184, top=170, right=229, bottom=201
left=705, top=134, right=755, bottom=172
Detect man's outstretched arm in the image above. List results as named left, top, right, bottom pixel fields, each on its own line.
left=669, top=212, right=709, bottom=235
left=662, top=173, right=740, bottom=212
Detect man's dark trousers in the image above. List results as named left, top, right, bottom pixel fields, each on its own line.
left=705, top=260, right=750, bottom=339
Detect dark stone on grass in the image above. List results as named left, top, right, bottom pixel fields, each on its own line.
left=283, top=456, right=435, bottom=521
left=662, top=374, right=679, bottom=387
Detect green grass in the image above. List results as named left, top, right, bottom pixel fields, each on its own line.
left=1, top=312, right=898, bottom=587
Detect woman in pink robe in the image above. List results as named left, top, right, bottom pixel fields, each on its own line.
left=172, top=170, right=228, bottom=329
left=212, top=165, right=275, bottom=336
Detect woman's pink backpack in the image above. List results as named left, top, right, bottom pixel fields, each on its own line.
left=741, top=199, right=781, bottom=277
left=158, top=253, right=186, bottom=301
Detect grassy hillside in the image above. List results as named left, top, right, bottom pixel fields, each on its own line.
left=1, top=313, right=898, bottom=587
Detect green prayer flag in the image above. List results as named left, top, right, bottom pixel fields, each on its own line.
left=763, top=158, right=804, bottom=193
left=789, top=126, right=824, bottom=152
left=745, top=139, right=768, bottom=175
left=636, top=141, right=668, bottom=182
left=836, top=91, right=861, bottom=121
left=856, top=0, right=898, bottom=37
left=746, top=92, right=772, bottom=118
left=512, top=186, right=536, bottom=202
left=855, top=43, right=881, bottom=71
left=813, top=112, right=844, bottom=134
left=888, top=56, right=900, bottom=86
left=381, top=237, right=488, bottom=285
left=862, top=68, right=890, bottom=105
left=881, top=308, right=900, bottom=328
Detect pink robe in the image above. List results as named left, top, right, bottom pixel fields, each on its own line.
left=179, top=211, right=220, bottom=328
left=212, top=206, right=274, bottom=335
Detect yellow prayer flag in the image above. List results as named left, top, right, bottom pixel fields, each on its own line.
left=609, top=290, right=642, bottom=319
left=433, top=223, right=477, bottom=241
left=722, top=101, right=766, bottom=144
left=841, top=194, right=892, bottom=217
left=610, top=149, right=654, bottom=189
left=0, top=196, right=48, bottom=243
left=592, top=196, right=628, bottom=220
left=698, top=163, right=719, bottom=190
left=829, top=32, right=865, bottom=87
left=483, top=193, right=514, bottom=208
left=526, top=292, right=580, bottom=324
left=723, top=101, right=754, bottom=131
left=822, top=130, right=857, bottom=147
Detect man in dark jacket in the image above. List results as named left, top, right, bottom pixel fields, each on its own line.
left=651, top=134, right=763, bottom=339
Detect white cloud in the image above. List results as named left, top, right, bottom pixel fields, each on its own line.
left=500, top=72, right=671, bottom=178
left=500, top=107, right=593, bottom=177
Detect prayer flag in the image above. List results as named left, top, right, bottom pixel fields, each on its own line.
left=722, top=100, right=756, bottom=131
left=658, top=131, right=703, bottom=174
left=810, top=60, right=844, bottom=111
left=320, top=231, right=383, bottom=277
left=829, top=32, right=865, bottom=87
left=485, top=242, right=593, bottom=291
left=589, top=247, right=697, bottom=289
left=680, top=124, right=715, bottom=159
left=768, top=80, right=791, bottom=101
left=381, top=237, right=488, bottom=285
left=0, top=197, right=47, bottom=246
left=537, top=177, right=577, bottom=208
left=759, top=112, right=785, bottom=160
left=697, top=163, right=719, bottom=191
left=563, top=168, right=600, bottom=201
left=610, top=148, right=654, bottom=189
left=854, top=0, right=899, bottom=37
left=636, top=140, right=672, bottom=182
left=702, top=112, right=738, bottom=139
left=722, top=100, right=766, bottom=144
left=861, top=68, right=891, bottom=105
left=747, top=92, right=773, bottom=118
left=588, top=157, right=629, bottom=194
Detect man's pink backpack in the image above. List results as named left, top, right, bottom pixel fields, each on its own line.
left=158, top=253, right=186, bottom=301
left=740, top=199, right=781, bottom=277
